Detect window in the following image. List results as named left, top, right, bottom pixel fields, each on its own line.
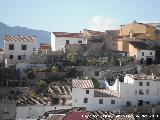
left=18, top=55, right=22, bottom=60
left=126, top=101, right=131, bottom=106
left=139, top=89, right=144, bottom=95
left=9, top=55, right=13, bottom=59
left=150, top=52, right=152, bottom=55
left=78, top=40, right=82, bottom=44
left=9, top=44, right=14, bottom=50
left=86, top=90, right=89, bottom=94
left=111, top=100, right=115, bottom=104
left=146, top=101, right=150, bottom=104
left=142, top=52, right=144, bottom=56
left=95, top=71, right=99, bottom=76
left=146, top=89, right=149, bottom=94
left=84, top=98, right=88, bottom=103
left=139, top=82, right=143, bottom=86
left=146, top=82, right=150, bottom=86
left=66, top=40, right=70, bottom=44
left=99, top=99, right=103, bottom=104
left=21, top=45, right=27, bottom=50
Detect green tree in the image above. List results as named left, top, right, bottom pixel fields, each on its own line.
left=66, top=51, right=77, bottom=65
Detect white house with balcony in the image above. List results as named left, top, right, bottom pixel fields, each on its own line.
left=4, top=35, right=38, bottom=66
left=51, top=32, right=87, bottom=51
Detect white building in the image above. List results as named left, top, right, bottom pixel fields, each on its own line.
left=51, top=32, right=87, bottom=51
left=0, top=48, right=4, bottom=63
left=72, top=79, right=120, bottom=111
left=72, top=74, right=160, bottom=111
left=128, top=41, right=155, bottom=64
left=4, top=35, right=38, bottom=66
left=120, top=74, right=160, bottom=107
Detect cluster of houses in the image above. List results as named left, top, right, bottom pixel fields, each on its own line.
left=1, top=21, right=160, bottom=120
left=0, top=20, right=159, bottom=67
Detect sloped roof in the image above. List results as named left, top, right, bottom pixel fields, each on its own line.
left=52, top=32, right=84, bottom=38
left=126, top=74, right=160, bottom=80
left=94, top=89, right=120, bottom=97
left=128, top=41, right=153, bottom=50
left=72, top=79, right=94, bottom=88
left=63, top=111, right=90, bottom=120
left=4, top=35, right=36, bottom=42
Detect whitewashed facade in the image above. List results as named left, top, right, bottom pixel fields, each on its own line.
left=51, top=32, right=87, bottom=51
left=0, top=49, right=4, bottom=63
left=128, top=41, right=155, bottom=64
left=72, top=79, right=120, bottom=111
left=120, top=74, right=160, bottom=107
left=72, top=74, right=160, bottom=111
left=4, top=35, right=38, bottom=66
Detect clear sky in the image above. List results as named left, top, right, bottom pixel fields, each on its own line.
left=0, top=0, right=159, bottom=32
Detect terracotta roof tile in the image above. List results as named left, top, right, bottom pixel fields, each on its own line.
left=94, top=89, right=120, bottom=97
left=52, top=32, right=84, bottom=38
left=72, top=79, right=94, bottom=88
left=4, top=35, right=36, bottom=42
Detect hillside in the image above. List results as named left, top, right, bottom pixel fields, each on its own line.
left=0, top=22, right=50, bottom=47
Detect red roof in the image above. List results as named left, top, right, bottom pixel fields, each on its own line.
left=40, top=43, right=51, bottom=50
left=52, top=32, right=84, bottom=38
left=63, top=111, right=90, bottom=120
left=5, top=35, right=36, bottom=42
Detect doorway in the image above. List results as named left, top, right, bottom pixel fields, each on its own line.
left=147, top=58, right=152, bottom=65
left=138, top=100, right=143, bottom=106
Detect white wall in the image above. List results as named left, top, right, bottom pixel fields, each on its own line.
left=16, top=105, right=72, bottom=119
left=51, top=33, right=56, bottom=51
left=51, top=33, right=87, bottom=51
left=137, top=50, right=155, bottom=60
left=72, top=77, right=160, bottom=111
left=120, top=76, right=160, bottom=107
left=72, top=88, right=94, bottom=110
left=0, top=52, right=4, bottom=63
left=72, top=88, right=120, bottom=111
left=4, top=40, right=38, bottom=64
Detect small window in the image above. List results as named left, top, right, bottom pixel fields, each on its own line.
left=139, top=89, right=144, bottom=95
left=139, top=82, right=143, bottom=86
left=86, top=90, right=89, bottom=94
left=111, top=100, right=115, bottom=104
left=84, top=98, right=88, bottom=103
left=142, top=52, right=144, bottom=56
left=150, top=52, right=152, bottom=55
left=146, top=89, right=149, bottom=94
left=78, top=40, right=82, bottom=44
left=66, top=40, right=70, bottom=44
left=126, top=101, right=131, bottom=106
left=21, top=45, right=27, bottom=50
left=146, top=82, right=150, bottom=86
left=99, top=99, right=103, bottom=104
left=146, top=101, right=150, bottom=104
left=95, top=71, right=99, bottom=76
left=9, top=55, right=13, bottom=59
left=18, top=55, right=22, bottom=60
left=9, top=44, right=14, bottom=50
